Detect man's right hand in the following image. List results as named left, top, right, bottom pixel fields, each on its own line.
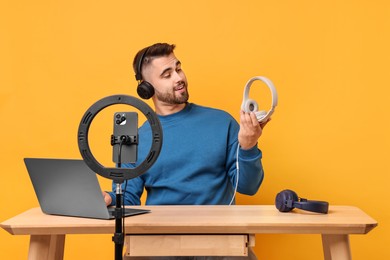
left=102, top=191, right=112, bottom=206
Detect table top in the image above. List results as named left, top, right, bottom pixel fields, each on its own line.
left=1, top=205, right=377, bottom=236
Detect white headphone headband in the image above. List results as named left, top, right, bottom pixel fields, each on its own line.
left=241, top=76, right=278, bottom=123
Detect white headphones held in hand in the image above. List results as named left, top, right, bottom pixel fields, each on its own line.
left=241, top=76, right=278, bottom=123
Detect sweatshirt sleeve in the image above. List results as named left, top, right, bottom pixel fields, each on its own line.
left=236, top=145, right=264, bottom=195
left=225, top=116, right=264, bottom=197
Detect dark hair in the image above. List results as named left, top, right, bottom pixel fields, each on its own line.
left=133, top=43, right=176, bottom=75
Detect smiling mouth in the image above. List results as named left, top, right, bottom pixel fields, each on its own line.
left=174, top=83, right=185, bottom=91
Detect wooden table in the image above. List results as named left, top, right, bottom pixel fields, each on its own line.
left=0, top=205, right=377, bottom=260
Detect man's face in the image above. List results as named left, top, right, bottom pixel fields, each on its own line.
left=143, top=53, right=189, bottom=105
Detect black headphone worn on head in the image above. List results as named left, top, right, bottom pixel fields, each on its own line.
left=135, top=47, right=155, bottom=99
left=275, top=189, right=329, bottom=214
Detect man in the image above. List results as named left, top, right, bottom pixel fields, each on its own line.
left=103, top=43, right=269, bottom=207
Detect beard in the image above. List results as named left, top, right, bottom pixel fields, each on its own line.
left=155, top=83, right=189, bottom=105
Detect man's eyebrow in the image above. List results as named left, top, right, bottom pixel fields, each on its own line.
left=160, top=60, right=182, bottom=77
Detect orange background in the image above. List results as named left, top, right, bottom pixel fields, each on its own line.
left=1, top=1, right=389, bottom=259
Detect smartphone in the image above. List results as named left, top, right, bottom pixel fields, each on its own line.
left=112, top=112, right=138, bottom=164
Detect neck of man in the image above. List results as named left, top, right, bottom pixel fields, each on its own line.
left=153, top=101, right=187, bottom=116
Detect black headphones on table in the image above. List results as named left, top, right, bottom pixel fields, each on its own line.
left=275, top=189, right=329, bottom=214
left=135, top=47, right=155, bottom=99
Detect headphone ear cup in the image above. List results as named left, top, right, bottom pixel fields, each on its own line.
left=242, top=99, right=259, bottom=113
left=137, top=81, right=155, bottom=99
left=275, top=189, right=299, bottom=212
left=255, top=110, right=267, bottom=122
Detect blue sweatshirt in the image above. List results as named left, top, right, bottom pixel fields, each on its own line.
left=109, top=103, right=264, bottom=205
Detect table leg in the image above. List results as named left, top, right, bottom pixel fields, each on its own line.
left=28, top=234, right=65, bottom=260
left=322, top=234, right=352, bottom=260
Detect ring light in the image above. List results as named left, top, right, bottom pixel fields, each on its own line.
left=77, top=94, right=163, bottom=183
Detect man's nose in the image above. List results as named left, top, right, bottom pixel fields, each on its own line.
left=173, top=71, right=184, bottom=82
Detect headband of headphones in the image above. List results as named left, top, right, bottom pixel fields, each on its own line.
left=135, top=48, right=149, bottom=81
left=293, top=198, right=329, bottom=214
left=241, top=76, right=278, bottom=123
left=275, top=189, right=329, bottom=214
left=134, top=48, right=156, bottom=99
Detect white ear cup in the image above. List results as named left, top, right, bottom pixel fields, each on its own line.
left=241, top=99, right=259, bottom=113
left=241, top=76, right=278, bottom=123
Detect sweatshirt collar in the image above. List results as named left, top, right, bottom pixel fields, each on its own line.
left=157, top=103, right=193, bottom=124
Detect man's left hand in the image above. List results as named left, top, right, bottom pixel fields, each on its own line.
left=238, top=111, right=270, bottom=150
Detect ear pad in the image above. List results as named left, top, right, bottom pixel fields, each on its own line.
left=137, top=81, right=155, bottom=100
left=241, top=99, right=259, bottom=113
left=241, top=99, right=267, bottom=122
left=275, top=189, right=298, bottom=212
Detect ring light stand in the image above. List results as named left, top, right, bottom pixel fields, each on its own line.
left=77, top=94, right=163, bottom=260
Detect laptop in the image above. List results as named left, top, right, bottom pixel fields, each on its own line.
left=24, top=158, right=150, bottom=219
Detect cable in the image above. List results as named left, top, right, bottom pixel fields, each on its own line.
left=228, top=145, right=240, bottom=205
left=117, top=138, right=125, bottom=168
